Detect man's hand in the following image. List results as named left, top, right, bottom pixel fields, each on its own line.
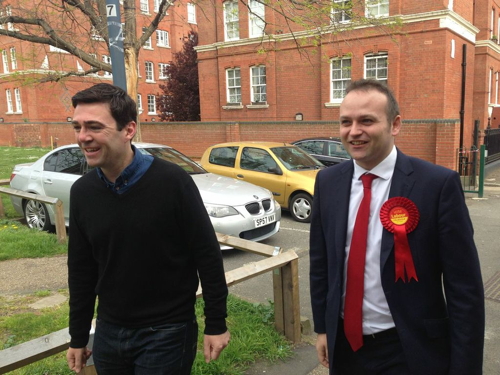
left=316, top=333, right=329, bottom=368
left=66, top=347, right=92, bottom=373
left=203, top=330, right=231, bottom=363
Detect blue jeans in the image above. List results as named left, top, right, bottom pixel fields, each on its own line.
left=92, top=317, right=198, bottom=375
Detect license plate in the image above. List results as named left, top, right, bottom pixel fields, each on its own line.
left=255, top=214, right=276, bottom=228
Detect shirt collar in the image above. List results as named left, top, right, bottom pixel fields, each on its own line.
left=97, top=144, right=145, bottom=188
left=353, top=146, right=397, bottom=181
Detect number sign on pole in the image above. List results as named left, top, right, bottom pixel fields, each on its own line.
left=105, top=0, right=127, bottom=91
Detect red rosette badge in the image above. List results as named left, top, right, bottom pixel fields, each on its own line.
left=380, top=197, right=419, bottom=282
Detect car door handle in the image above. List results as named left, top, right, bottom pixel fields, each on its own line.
left=236, top=174, right=244, bottom=178
left=43, top=179, right=53, bottom=185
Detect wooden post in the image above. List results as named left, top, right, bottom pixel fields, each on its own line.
left=273, top=268, right=285, bottom=334
left=0, top=179, right=9, bottom=218
left=282, top=258, right=301, bottom=343
left=53, top=200, right=66, bottom=243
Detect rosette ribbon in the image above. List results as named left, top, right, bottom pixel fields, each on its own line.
left=380, top=197, right=420, bottom=282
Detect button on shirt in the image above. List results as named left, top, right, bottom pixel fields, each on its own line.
left=97, top=145, right=154, bottom=194
left=342, top=146, right=397, bottom=334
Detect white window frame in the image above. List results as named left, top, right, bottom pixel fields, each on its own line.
left=137, top=94, right=143, bottom=113
left=364, top=53, right=388, bottom=82
left=154, top=0, right=161, bottom=12
left=223, top=0, right=239, bottom=41
left=10, top=47, right=17, bottom=70
left=226, top=68, right=241, bottom=104
left=14, top=87, right=22, bottom=113
left=250, top=65, right=266, bottom=103
left=330, top=57, right=351, bottom=103
left=5, top=6, right=14, bottom=31
left=147, top=94, right=157, bottom=114
left=159, top=63, right=169, bottom=80
left=489, top=68, right=493, bottom=104
left=103, top=55, right=112, bottom=77
left=6, top=89, right=13, bottom=113
left=2, top=50, right=9, bottom=73
left=331, top=0, right=351, bottom=24
left=140, top=0, right=150, bottom=14
left=49, top=45, right=68, bottom=53
left=143, top=34, right=153, bottom=49
left=156, top=30, right=170, bottom=47
left=187, top=3, right=196, bottom=24
left=366, top=0, right=389, bottom=18
left=249, top=0, right=265, bottom=38
left=145, top=61, right=155, bottom=82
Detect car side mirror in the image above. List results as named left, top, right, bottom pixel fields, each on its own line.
left=268, top=167, right=283, bottom=175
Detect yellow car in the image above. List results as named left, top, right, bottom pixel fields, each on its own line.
left=200, top=142, right=325, bottom=222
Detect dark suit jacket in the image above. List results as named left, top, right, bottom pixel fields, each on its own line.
left=309, top=149, right=485, bottom=375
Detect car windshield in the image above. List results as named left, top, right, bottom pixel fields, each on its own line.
left=140, top=147, right=207, bottom=174
left=271, top=147, right=324, bottom=170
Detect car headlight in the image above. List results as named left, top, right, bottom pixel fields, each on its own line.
left=205, top=204, right=239, bottom=218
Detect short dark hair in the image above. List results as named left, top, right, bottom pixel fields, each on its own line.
left=71, top=83, right=137, bottom=130
left=345, top=79, right=400, bottom=122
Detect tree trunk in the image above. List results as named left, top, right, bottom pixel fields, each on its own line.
left=125, top=47, right=141, bottom=142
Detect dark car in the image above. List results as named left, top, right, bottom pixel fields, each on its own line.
left=292, top=137, right=351, bottom=166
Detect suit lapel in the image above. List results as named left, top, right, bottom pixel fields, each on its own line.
left=335, top=161, right=354, bottom=262
left=380, top=150, right=416, bottom=270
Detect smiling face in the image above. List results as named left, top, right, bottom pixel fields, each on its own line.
left=339, top=88, right=401, bottom=170
left=72, top=102, right=136, bottom=182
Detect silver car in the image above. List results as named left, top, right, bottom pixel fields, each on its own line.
left=9, top=143, right=281, bottom=249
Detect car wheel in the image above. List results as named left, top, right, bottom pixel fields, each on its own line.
left=24, top=199, right=53, bottom=231
left=290, top=193, right=313, bottom=223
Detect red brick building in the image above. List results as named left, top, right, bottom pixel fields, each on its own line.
left=0, top=0, right=197, bottom=124
left=195, top=0, right=500, bottom=165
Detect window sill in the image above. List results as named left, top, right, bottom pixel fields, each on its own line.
left=148, top=112, right=157, bottom=115
left=222, top=104, right=243, bottom=110
left=143, top=47, right=154, bottom=50
left=157, top=45, right=171, bottom=49
left=324, top=102, right=341, bottom=108
left=246, top=103, right=269, bottom=109
left=145, top=79, right=156, bottom=84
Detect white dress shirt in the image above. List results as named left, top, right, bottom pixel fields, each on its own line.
left=341, top=146, right=397, bottom=334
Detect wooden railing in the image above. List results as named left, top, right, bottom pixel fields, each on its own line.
left=0, top=233, right=300, bottom=374
left=0, top=180, right=67, bottom=243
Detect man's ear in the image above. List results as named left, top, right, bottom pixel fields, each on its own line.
left=124, top=121, right=137, bottom=140
left=391, top=115, right=402, bottom=136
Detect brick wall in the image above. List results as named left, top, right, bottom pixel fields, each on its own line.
left=0, top=119, right=463, bottom=170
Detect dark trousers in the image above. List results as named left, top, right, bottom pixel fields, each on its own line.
left=333, top=320, right=411, bottom=375
left=92, top=317, right=198, bottom=375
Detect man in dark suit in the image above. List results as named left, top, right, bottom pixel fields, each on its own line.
left=309, top=79, right=484, bottom=374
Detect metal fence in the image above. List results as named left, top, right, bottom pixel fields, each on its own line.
left=457, top=145, right=485, bottom=198
left=485, top=128, right=500, bottom=163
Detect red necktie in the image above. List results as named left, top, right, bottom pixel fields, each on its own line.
left=344, top=173, right=378, bottom=352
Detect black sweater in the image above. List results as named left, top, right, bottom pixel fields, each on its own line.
left=68, top=158, right=228, bottom=348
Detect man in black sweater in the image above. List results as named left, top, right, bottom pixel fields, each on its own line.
left=66, top=83, right=230, bottom=374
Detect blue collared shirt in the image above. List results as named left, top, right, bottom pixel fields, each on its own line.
left=97, top=145, right=154, bottom=194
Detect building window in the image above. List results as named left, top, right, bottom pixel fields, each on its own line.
left=156, top=30, right=170, bottom=47
left=331, top=0, right=352, bottom=23
left=91, top=26, right=104, bottom=41
left=137, top=94, right=143, bottom=112
left=14, top=88, right=22, bottom=113
left=145, top=61, right=154, bottom=82
left=249, top=0, right=265, bottom=38
left=159, top=63, right=169, bottom=80
left=103, top=55, right=112, bottom=77
left=251, top=65, right=266, bottom=103
left=147, top=94, right=156, bottom=114
left=49, top=45, right=68, bottom=53
left=3, top=6, right=14, bottom=31
left=489, top=68, right=493, bottom=104
left=187, top=3, right=196, bottom=24
left=366, top=0, right=389, bottom=18
left=364, top=53, right=388, bottom=82
left=223, top=0, right=239, bottom=41
left=10, top=47, right=17, bottom=70
left=331, top=57, right=351, bottom=102
left=154, top=0, right=161, bottom=12
left=143, top=33, right=153, bottom=49
left=140, top=0, right=149, bottom=14
left=5, top=89, right=13, bottom=113
left=2, top=50, right=9, bottom=73
left=226, top=68, right=241, bottom=104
